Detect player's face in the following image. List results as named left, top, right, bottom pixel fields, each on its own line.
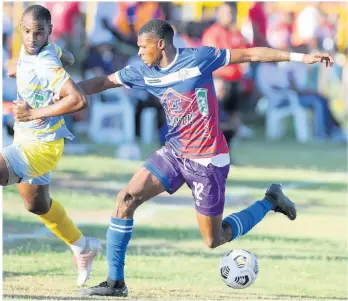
left=137, top=35, right=163, bottom=67
left=20, top=13, right=52, bottom=55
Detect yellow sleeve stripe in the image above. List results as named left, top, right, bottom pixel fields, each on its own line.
left=49, top=69, right=70, bottom=92
left=16, top=119, right=65, bottom=136
left=17, top=79, right=43, bottom=91
left=53, top=43, right=63, bottom=58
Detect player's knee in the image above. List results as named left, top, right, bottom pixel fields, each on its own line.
left=203, top=236, right=220, bottom=249
left=115, top=189, right=142, bottom=218
left=23, top=195, right=51, bottom=215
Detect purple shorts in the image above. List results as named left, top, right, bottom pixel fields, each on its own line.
left=143, top=146, right=230, bottom=216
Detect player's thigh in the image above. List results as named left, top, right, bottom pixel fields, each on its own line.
left=126, top=167, right=166, bottom=202
left=115, top=166, right=166, bottom=218
left=183, top=160, right=230, bottom=216
left=142, top=146, right=185, bottom=197
left=182, top=160, right=230, bottom=236
left=19, top=138, right=64, bottom=178
left=16, top=182, right=51, bottom=213
left=1, top=139, right=64, bottom=184
left=115, top=146, right=185, bottom=217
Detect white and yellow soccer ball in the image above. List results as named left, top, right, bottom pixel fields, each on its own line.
left=219, top=249, right=259, bottom=289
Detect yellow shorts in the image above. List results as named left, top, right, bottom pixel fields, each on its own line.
left=1, top=138, right=64, bottom=185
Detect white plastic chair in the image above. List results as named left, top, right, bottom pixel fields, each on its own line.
left=257, top=78, right=312, bottom=142
left=255, top=63, right=312, bottom=143
left=88, top=89, right=135, bottom=145
left=140, top=108, right=158, bottom=144
left=257, top=90, right=311, bottom=143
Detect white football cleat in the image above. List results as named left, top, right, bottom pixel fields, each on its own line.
left=74, top=237, right=102, bottom=286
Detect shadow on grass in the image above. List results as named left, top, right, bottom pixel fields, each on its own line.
left=126, top=244, right=348, bottom=262
left=3, top=216, right=343, bottom=256
left=51, top=167, right=347, bottom=193
left=3, top=268, right=65, bottom=278
left=226, top=179, right=346, bottom=192
left=54, top=171, right=134, bottom=183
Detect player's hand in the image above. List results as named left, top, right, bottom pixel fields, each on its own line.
left=303, top=53, right=334, bottom=67
left=12, top=100, right=34, bottom=122
left=52, top=93, right=61, bottom=103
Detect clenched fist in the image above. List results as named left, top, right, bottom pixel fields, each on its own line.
left=12, top=100, right=33, bottom=122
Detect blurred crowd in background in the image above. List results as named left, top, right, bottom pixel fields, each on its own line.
left=2, top=2, right=348, bottom=160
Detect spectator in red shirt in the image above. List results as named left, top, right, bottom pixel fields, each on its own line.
left=202, top=3, right=249, bottom=165
left=249, top=2, right=268, bottom=47
left=248, top=2, right=269, bottom=80
left=203, top=4, right=248, bottom=83
left=44, top=2, right=81, bottom=58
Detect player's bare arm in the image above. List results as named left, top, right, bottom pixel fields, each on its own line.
left=229, top=47, right=334, bottom=67
left=78, top=73, right=122, bottom=95
left=7, top=49, right=75, bottom=78
left=12, top=78, right=88, bottom=121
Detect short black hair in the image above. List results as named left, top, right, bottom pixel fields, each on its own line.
left=22, top=5, right=51, bottom=23
left=138, top=19, right=174, bottom=40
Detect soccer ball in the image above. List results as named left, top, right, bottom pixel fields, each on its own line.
left=219, top=249, right=259, bottom=289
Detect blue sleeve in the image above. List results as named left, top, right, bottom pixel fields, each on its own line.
left=115, top=62, right=145, bottom=90
left=195, top=46, right=230, bottom=74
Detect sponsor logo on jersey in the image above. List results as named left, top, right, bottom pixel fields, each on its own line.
left=195, top=88, right=209, bottom=116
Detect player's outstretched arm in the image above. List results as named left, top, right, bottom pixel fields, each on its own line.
left=78, top=73, right=122, bottom=95
left=229, top=47, right=334, bottom=67
left=12, top=79, right=88, bottom=121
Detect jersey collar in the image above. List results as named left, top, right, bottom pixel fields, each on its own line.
left=158, top=48, right=179, bottom=71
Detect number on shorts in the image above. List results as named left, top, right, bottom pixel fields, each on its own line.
left=193, top=181, right=204, bottom=201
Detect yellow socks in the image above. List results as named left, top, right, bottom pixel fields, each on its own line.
left=38, top=199, right=82, bottom=245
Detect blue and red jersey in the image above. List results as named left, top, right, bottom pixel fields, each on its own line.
left=115, top=46, right=231, bottom=159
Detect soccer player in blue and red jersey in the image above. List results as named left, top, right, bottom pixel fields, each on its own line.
left=79, top=19, right=332, bottom=296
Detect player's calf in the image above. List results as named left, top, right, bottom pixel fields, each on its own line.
left=202, top=232, right=226, bottom=249
left=196, top=212, right=232, bottom=249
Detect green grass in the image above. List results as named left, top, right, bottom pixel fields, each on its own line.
left=2, top=139, right=348, bottom=300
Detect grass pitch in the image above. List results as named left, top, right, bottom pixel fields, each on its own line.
left=2, top=139, right=348, bottom=300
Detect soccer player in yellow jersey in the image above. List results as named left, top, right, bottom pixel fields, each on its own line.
left=0, top=5, right=101, bottom=286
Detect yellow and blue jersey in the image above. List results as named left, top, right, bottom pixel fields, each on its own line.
left=1, top=43, right=73, bottom=185
left=15, top=42, right=74, bottom=143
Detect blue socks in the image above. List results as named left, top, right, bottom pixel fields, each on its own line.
left=105, top=201, right=272, bottom=281
left=106, top=217, right=134, bottom=281
left=223, top=199, right=273, bottom=240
